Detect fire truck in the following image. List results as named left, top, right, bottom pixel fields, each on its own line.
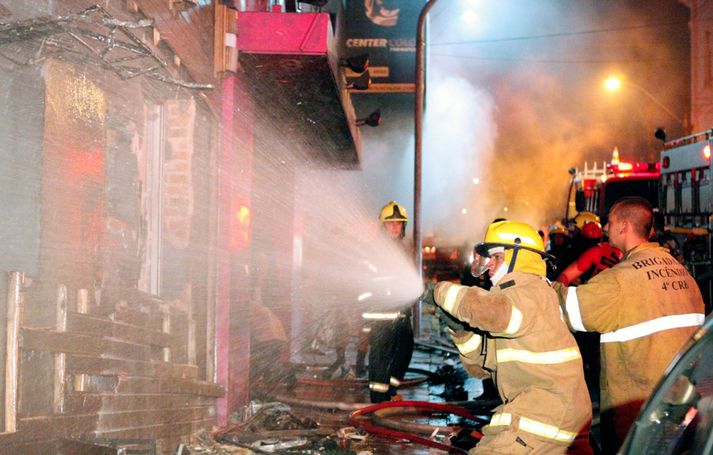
left=567, top=135, right=713, bottom=311
left=568, top=147, right=660, bottom=223
left=659, top=129, right=713, bottom=311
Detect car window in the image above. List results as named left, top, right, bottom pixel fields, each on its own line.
left=621, top=326, right=713, bottom=454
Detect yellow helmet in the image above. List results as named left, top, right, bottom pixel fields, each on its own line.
left=573, top=211, right=600, bottom=230
left=483, top=221, right=545, bottom=252
left=548, top=224, right=568, bottom=237
left=477, top=221, right=549, bottom=276
left=379, top=201, right=408, bottom=223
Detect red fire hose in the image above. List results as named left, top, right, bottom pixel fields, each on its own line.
left=349, top=400, right=483, bottom=454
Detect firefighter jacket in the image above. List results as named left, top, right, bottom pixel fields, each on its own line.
left=559, top=242, right=705, bottom=442
left=435, top=272, right=592, bottom=448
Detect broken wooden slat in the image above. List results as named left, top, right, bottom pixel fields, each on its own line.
left=0, top=413, right=98, bottom=445
left=54, top=284, right=68, bottom=414
left=67, top=312, right=113, bottom=337
left=96, top=405, right=213, bottom=431
left=21, top=329, right=103, bottom=356
left=68, top=355, right=198, bottom=379
left=5, top=271, right=24, bottom=433
left=93, top=417, right=214, bottom=441
left=158, top=377, right=224, bottom=397
left=76, top=289, right=89, bottom=314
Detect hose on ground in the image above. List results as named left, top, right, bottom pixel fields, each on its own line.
left=349, top=400, right=483, bottom=454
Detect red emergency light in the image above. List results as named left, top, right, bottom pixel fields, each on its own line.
left=617, top=162, right=633, bottom=171
left=609, top=160, right=660, bottom=177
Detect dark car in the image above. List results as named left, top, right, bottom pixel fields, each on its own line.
left=620, top=313, right=713, bottom=454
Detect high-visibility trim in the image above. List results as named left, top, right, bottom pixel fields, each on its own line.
left=362, top=311, right=399, bottom=320
left=492, top=305, right=523, bottom=336
left=455, top=333, right=482, bottom=355
left=565, top=287, right=586, bottom=332
left=489, top=413, right=512, bottom=427
left=442, top=284, right=464, bottom=313
left=519, top=417, right=578, bottom=443
left=390, top=377, right=401, bottom=387
left=496, top=347, right=581, bottom=364
left=489, top=413, right=577, bottom=443
left=369, top=382, right=389, bottom=393
left=600, top=313, right=704, bottom=343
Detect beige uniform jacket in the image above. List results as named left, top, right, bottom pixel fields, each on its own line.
left=435, top=272, right=591, bottom=448
left=560, top=242, right=705, bottom=438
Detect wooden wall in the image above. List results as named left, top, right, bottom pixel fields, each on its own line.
left=1, top=275, right=223, bottom=455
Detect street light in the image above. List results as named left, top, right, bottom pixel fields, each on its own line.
left=603, top=76, right=684, bottom=126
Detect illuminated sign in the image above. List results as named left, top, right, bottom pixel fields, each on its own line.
left=341, top=0, right=428, bottom=93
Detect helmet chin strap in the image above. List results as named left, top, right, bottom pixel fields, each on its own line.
left=507, top=239, right=522, bottom=274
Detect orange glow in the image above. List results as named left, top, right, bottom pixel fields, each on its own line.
left=229, top=204, right=251, bottom=252
left=704, top=144, right=711, bottom=160
left=604, top=77, right=622, bottom=91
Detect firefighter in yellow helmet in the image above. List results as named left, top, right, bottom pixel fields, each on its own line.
left=364, top=201, right=414, bottom=402
left=379, top=200, right=408, bottom=239
left=573, top=212, right=600, bottom=231
left=429, top=220, right=592, bottom=453
left=329, top=201, right=412, bottom=381
left=546, top=224, right=572, bottom=281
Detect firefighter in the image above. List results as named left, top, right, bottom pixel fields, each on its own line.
left=567, top=212, right=601, bottom=269
left=546, top=224, right=572, bottom=280
left=429, top=220, right=592, bottom=454
left=556, top=197, right=706, bottom=453
left=556, top=222, right=621, bottom=287
left=366, top=201, right=415, bottom=402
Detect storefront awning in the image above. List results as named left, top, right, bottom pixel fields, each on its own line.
left=237, top=11, right=361, bottom=169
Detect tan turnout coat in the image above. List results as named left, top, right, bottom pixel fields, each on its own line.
left=435, top=272, right=592, bottom=452
left=559, top=242, right=705, bottom=445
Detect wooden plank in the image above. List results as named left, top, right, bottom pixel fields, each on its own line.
left=114, top=376, right=159, bottom=394
left=103, top=338, right=152, bottom=362
left=90, top=393, right=211, bottom=412
left=0, top=439, right=56, bottom=455
left=110, top=320, right=176, bottom=348
left=76, top=288, right=90, bottom=314
left=67, top=312, right=113, bottom=337
left=5, top=271, right=23, bottom=433
left=0, top=413, right=98, bottom=445
left=93, top=417, right=215, bottom=440
left=64, top=394, right=103, bottom=414
left=159, top=378, right=224, bottom=397
left=57, top=439, right=122, bottom=455
left=161, top=311, right=171, bottom=362
left=21, top=329, right=103, bottom=356
left=68, top=312, right=177, bottom=348
left=96, top=405, right=213, bottom=430
left=68, top=355, right=198, bottom=379
left=54, top=285, right=68, bottom=414
left=111, top=308, right=152, bottom=327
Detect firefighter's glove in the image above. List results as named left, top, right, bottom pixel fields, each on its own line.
left=420, top=282, right=436, bottom=308
left=436, top=306, right=467, bottom=334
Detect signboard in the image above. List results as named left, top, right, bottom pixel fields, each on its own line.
left=342, top=0, right=428, bottom=93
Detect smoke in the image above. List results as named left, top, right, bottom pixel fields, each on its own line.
left=386, top=0, right=691, bottom=242
left=422, top=71, right=497, bottom=245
